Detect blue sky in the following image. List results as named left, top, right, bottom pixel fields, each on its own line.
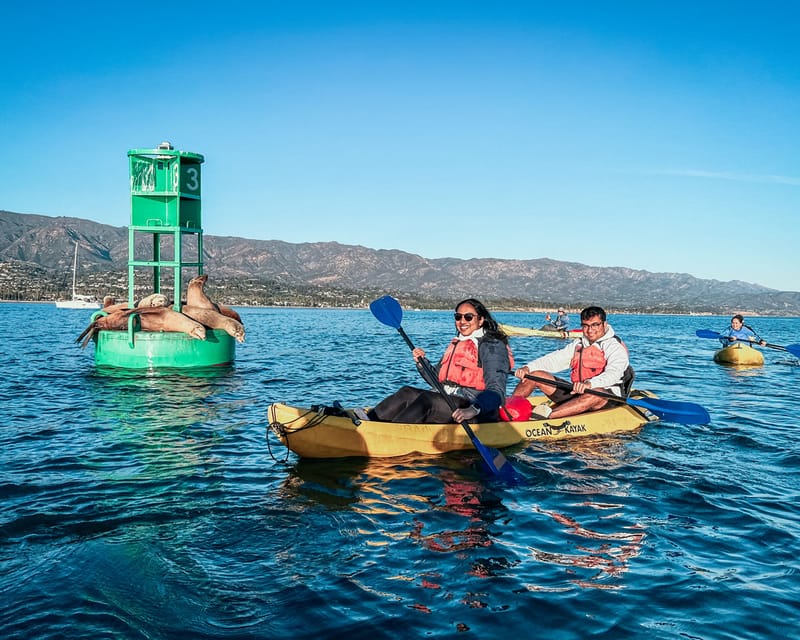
left=2, top=1, right=798, bottom=291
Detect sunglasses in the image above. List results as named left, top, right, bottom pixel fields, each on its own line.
left=580, top=321, right=604, bottom=329
left=454, top=313, right=477, bottom=322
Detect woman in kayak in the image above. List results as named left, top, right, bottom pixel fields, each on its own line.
left=719, top=314, right=766, bottom=347
left=359, top=298, right=513, bottom=424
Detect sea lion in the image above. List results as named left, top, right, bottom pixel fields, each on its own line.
left=181, top=305, right=245, bottom=343
left=137, top=293, right=169, bottom=308
left=132, top=307, right=206, bottom=340
left=185, top=274, right=244, bottom=325
left=185, top=274, right=216, bottom=309
left=101, top=296, right=131, bottom=314
left=97, top=310, right=133, bottom=331
left=76, top=309, right=135, bottom=348
left=217, top=303, right=242, bottom=323
left=76, top=307, right=206, bottom=347
left=102, top=302, right=132, bottom=314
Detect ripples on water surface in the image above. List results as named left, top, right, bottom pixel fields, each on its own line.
left=1, top=303, right=799, bottom=638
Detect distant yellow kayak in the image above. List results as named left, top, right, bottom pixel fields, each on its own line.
left=713, top=343, right=764, bottom=366
left=499, top=323, right=583, bottom=339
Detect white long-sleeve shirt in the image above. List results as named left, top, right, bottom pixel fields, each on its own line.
left=523, top=324, right=629, bottom=395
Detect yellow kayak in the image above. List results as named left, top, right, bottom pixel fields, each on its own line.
left=499, top=323, right=583, bottom=339
left=713, top=343, right=764, bottom=366
left=267, top=392, right=660, bottom=459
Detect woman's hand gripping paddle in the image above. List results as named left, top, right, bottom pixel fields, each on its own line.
left=370, top=295, right=518, bottom=481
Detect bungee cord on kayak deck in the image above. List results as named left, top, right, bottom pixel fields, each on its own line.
left=267, top=406, right=333, bottom=464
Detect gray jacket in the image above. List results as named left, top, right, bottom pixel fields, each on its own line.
left=419, top=337, right=511, bottom=416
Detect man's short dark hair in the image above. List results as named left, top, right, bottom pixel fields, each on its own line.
left=580, top=306, right=607, bottom=322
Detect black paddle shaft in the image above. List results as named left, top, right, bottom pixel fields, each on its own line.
left=524, top=373, right=625, bottom=404
left=397, top=327, right=473, bottom=425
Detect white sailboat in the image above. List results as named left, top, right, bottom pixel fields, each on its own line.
left=55, top=242, right=101, bottom=309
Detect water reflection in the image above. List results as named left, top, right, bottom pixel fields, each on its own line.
left=409, top=468, right=499, bottom=553
left=526, top=503, right=645, bottom=590
left=277, top=457, right=376, bottom=509
left=276, top=456, right=487, bottom=517
left=87, top=365, right=237, bottom=431
left=275, top=454, right=520, bottom=620
left=79, top=365, right=245, bottom=493
left=510, top=437, right=646, bottom=590
left=276, top=431, right=648, bottom=596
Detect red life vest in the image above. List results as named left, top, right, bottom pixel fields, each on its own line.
left=438, top=338, right=514, bottom=390
left=569, top=338, right=628, bottom=384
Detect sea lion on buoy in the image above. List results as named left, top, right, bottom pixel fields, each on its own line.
left=76, top=307, right=206, bottom=347
left=76, top=309, right=135, bottom=348
left=186, top=274, right=216, bottom=309
left=132, top=307, right=206, bottom=340
left=217, top=303, right=242, bottom=323
left=181, top=305, right=245, bottom=343
left=185, top=274, right=244, bottom=324
left=102, top=302, right=132, bottom=314
left=101, top=296, right=131, bottom=314
left=137, top=293, right=169, bottom=308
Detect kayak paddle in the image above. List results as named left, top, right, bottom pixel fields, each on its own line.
left=695, top=329, right=800, bottom=357
left=522, top=373, right=711, bottom=425
left=370, top=295, right=518, bottom=481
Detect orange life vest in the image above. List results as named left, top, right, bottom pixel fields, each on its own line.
left=438, top=338, right=514, bottom=390
left=570, top=338, right=628, bottom=384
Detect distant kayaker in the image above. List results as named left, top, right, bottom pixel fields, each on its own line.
left=512, top=306, right=633, bottom=419
left=542, top=308, right=569, bottom=331
left=719, top=315, right=766, bottom=347
left=357, top=298, right=513, bottom=424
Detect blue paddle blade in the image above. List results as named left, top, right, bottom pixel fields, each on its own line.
left=369, top=295, right=403, bottom=329
left=628, top=397, right=711, bottom=425
left=696, top=329, right=722, bottom=339
left=462, top=424, right=519, bottom=481
left=480, top=447, right=519, bottom=482
left=783, top=344, right=800, bottom=358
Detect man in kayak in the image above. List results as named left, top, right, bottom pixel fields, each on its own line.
left=718, top=314, right=766, bottom=347
left=512, top=306, right=632, bottom=419
left=543, top=308, right=569, bottom=331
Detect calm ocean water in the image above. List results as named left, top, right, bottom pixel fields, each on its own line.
left=1, top=303, right=799, bottom=639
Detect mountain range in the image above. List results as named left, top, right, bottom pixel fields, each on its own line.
left=1, top=209, right=798, bottom=315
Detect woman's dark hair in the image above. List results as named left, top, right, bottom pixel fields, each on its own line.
left=454, top=298, right=509, bottom=344
left=732, top=314, right=745, bottom=323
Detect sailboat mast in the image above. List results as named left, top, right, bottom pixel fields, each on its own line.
left=72, top=242, right=78, bottom=299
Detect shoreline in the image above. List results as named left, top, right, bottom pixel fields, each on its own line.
left=1, top=299, right=792, bottom=318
